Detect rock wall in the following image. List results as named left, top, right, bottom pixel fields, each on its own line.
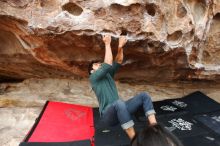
left=0, top=0, right=220, bottom=83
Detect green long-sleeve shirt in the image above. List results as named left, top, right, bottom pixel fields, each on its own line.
left=89, top=62, right=121, bottom=114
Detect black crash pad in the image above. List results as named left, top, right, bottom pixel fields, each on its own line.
left=20, top=140, right=91, bottom=146
left=180, top=134, right=220, bottom=146
left=94, top=91, right=220, bottom=146
left=195, top=110, right=220, bottom=135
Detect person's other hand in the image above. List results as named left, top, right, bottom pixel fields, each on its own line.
left=119, top=36, right=127, bottom=48
left=103, top=35, right=111, bottom=45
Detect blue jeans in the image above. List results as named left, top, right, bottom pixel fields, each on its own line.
left=100, top=92, right=156, bottom=130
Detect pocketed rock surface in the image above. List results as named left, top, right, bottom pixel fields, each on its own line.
left=0, top=0, right=220, bottom=82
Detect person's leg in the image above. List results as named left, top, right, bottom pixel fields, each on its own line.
left=148, top=114, right=157, bottom=125
left=100, top=105, right=119, bottom=127
left=101, top=99, right=136, bottom=139
left=125, top=127, right=135, bottom=140
left=126, top=92, right=157, bottom=125
left=113, top=99, right=135, bottom=139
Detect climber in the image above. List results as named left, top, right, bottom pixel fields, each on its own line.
left=88, top=34, right=157, bottom=140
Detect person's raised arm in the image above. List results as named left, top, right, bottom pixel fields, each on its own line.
left=108, top=36, right=127, bottom=77
left=103, top=35, right=113, bottom=65
left=115, top=36, right=127, bottom=64
left=89, top=35, right=113, bottom=82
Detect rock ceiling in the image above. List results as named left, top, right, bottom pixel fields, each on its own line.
left=0, top=0, right=220, bottom=83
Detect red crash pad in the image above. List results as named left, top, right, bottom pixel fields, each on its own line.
left=25, top=101, right=94, bottom=143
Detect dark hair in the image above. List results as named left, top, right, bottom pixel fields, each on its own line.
left=88, top=60, right=101, bottom=75
left=131, top=124, right=183, bottom=146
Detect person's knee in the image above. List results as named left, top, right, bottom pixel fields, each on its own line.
left=140, top=92, right=151, bottom=100
left=114, top=99, right=126, bottom=111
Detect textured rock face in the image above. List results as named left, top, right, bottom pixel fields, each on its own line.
left=0, top=0, right=220, bottom=82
